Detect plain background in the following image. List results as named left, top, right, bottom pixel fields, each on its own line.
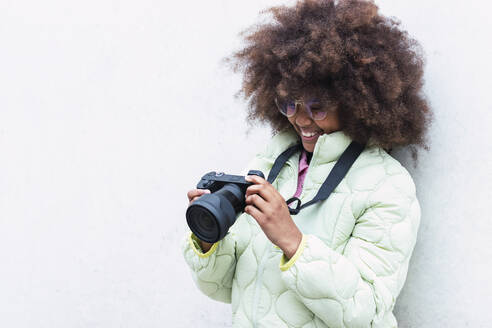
left=1, top=0, right=491, bottom=327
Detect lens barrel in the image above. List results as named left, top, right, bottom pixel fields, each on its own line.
left=186, top=183, right=244, bottom=243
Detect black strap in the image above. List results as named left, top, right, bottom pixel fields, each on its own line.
left=266, top=143, right=304, bottom=184
left=266, top=140, right=365, bottom=215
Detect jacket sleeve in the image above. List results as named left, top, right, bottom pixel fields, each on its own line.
left=181, top=229, right=237, bottom=303
left=279, top=169, right=421, bottom=327
left=181, top=159, right=262, bottom=304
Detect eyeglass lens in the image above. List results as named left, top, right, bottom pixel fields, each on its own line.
left=278, top=99, right=327, bottom=120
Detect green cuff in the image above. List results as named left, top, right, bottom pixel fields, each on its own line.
left=279, top=234, right=307, bottom=271
left=188, top=232, right=219, bottom=258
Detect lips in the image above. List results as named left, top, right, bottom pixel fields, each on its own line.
left=302, top=133, right=318, bottom=141
left=300, top=129, right=322, bottom=142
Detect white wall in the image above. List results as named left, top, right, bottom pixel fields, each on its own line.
left=0, top=0, right=490, bottom=327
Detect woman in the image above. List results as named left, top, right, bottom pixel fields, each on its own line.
left=182, top=0, right=432, bottom=327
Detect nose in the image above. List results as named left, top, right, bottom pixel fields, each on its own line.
left=295, top=105, right=313, bottom=126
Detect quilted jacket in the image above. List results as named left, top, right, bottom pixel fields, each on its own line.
left=182, top=129, right=421, bottom=328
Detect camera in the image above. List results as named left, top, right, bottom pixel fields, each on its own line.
left=186, top=170, right=265, bottom=243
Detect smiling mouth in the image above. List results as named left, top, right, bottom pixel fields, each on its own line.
left=300, top=131, right=319, bottom=138
left=299, top=131, right=322, bottom=143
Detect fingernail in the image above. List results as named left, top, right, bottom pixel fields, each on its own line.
left=245, top=176, right=251, bottom=181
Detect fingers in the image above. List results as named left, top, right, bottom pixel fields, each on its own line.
left=244, top=203, right=265, bottom=223
left=245, top=174, right=266, bottom=185
left=245, top=175, right=274, bottom=201
left=245, top=193, right=269, bottom=213
left=187, top=189, right=210, bottom=204
left=245, top=184, right=273, bottom=201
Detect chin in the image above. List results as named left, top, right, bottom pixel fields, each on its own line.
left=302, top=143, right=315, bottom=153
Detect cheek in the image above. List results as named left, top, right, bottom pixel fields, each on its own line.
left=287, top=117, right=298, bottom=130
left=318, top=114, right=341, bottom=131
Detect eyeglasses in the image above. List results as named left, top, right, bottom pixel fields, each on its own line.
left=274, top=97, right=328, bottom=121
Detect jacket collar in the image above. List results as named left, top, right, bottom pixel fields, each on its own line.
left=260, top=129, right=354, bottom=166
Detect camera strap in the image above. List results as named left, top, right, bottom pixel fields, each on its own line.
left=266, top=140, right=365, bottom=215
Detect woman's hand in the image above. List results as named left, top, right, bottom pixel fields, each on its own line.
left=244, top=175, right=302, bottom=259
left=187, top=188, right=210, bottom=206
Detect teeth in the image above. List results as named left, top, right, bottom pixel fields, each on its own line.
left=301, top=131, right=318, bottom=137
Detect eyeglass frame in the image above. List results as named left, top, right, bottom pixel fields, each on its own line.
left=274, top=97, right=329, bottom=121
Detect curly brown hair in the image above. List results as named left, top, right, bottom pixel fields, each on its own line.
left=222, top=0, right=433, bottom=165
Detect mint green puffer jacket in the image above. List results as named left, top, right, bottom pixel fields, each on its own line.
left=182, top=130, right=421, bottom=328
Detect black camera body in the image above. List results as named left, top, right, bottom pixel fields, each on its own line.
left=197, top=170, right=263, bottom=193
left=186, top=170, right=265, bottom=243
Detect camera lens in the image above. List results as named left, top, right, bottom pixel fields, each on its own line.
left=186, top=184, right=244, bottom=243
left=196, top=211, right=216, bottom=232
left=187, top=206, right=220, bottom=243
